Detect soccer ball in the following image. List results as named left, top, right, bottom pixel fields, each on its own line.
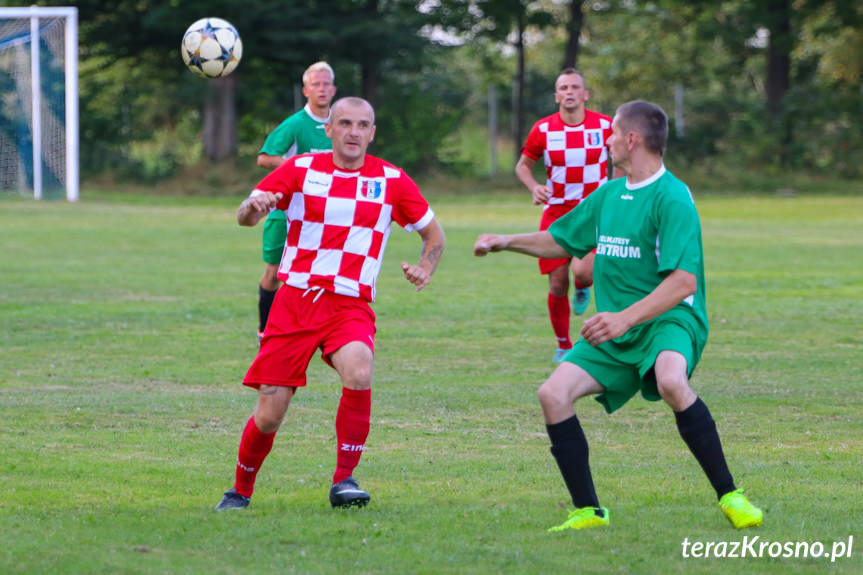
left=181, top=18, right=242, bottom=79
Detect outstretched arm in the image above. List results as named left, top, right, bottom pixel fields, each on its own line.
left=401, top=218, right=445, bottom=292
left=473, top=231, right=569, bottom=260
left=580, top=269, right=697, bottom=346
left=237, top=192, right=283, bottom=226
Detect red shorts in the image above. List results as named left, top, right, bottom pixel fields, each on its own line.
left=538, top=203, right=576, bottom=274
left=243, top=285, right=376, bottom=389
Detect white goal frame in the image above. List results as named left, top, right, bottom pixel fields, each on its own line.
left=0, top=6, right=78, bottom=201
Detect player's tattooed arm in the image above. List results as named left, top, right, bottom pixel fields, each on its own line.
left=402, top=218, right=445, bottom=292
left=421, top=243, right=443, bottom=269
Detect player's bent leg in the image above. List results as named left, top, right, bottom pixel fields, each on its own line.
left=547, top=266, right=573, bottom=360
left=540, top=364, right=607, bottom=531
left=654, top=351, right=697, bottom=412
left=571, top=251, right=594, bottom=288
left=656, top=352, right=759, bottom=525
left=329, top=341, right=374, bottom=508
left=216, top=386, right=295, bottom=511
left=253, top=385, right=295, bottom=433
left=330, top=341, right=374, bottom=391
left=547, top=265, right=570, bottom=299
left=538, top=362, right=604, bottom=425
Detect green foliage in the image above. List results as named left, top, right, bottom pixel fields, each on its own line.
left=364, top=47, right=472, bottom=171
left=24, top=0, right=863, bottom=181
left=1, top=189, right=862, bottom=573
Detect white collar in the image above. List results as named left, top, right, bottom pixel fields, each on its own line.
left=304, top=103, right=330, bottom=123
left=625, top=164, right=666, bottom=190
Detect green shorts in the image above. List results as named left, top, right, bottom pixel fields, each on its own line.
left=262, top=210, right=287, bottom=265
left=564, top=320, right=702, bottom=414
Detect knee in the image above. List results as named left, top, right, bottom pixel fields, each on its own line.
left=537, top=380, right=567, bottom=413
left=656, top=375, right=695, bottom=411
left=573, top=265, right=592, bottom=286
left=342, top=364, right=373, bottom=390
left=254, top=408, right=285, bottom=433
left=254, top=390, right=291, bottom=432
left=548, top=276, right=569, bottom=297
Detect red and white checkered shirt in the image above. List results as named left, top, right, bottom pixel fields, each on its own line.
left=252, top=152, right=434, bottom=302
left=522, top=109, right=612, bottom=207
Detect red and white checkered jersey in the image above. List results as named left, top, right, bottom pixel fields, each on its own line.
left=522, top=109, right=612, bottom=207
left=252, top=152, right=434, bottom=302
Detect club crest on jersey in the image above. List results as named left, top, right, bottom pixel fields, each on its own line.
left=357, top=178, right=386, bottom=202
left=585, top=130, right=603, bottom=147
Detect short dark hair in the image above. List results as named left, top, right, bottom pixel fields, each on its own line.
left=557, top=68, right=585, bottom=87
left=616, top=100, right=668, bottom=156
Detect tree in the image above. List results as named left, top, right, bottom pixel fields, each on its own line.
left=468, top=0, right=553, bottom=161
left=562, top=0, right=585, bottom=69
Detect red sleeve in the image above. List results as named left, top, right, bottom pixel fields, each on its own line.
left=390, top=169, right=432, bottom=230
left=521, top=121, right=545, bottom=161
left=253, top=158, right=301, bottom=211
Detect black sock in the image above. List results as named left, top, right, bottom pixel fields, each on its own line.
left=674, top=397, right=737, bottom=499
left=258, top=285, right=277, bottom=332
left=547, top=414, right=600, bottom=509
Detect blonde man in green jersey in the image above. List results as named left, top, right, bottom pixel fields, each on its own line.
left=474, top=100, right=762, bottom=532
left=254, top=61, right=337, bottom=343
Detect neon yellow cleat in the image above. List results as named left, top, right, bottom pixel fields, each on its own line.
left=719, top=489, right=763, bottom=529
left=548, top=506, right=609, bottom=532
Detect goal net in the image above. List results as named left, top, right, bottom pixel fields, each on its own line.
left=0, top=7, right=78, bottom=201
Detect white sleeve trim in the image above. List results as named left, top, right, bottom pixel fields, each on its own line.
left=404, top=208, right=434, bottom=232
left=250, top=188, right=278, bottom=212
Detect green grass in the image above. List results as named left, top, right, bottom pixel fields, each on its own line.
left=1, top=188, right=862, bottom=574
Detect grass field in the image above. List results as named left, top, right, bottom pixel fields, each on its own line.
left=1, top=188, right=861, bottom=574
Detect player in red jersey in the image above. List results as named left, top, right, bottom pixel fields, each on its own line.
left=215, top=97, right=445, bottom=511
left=515, top=69, right=615, bottom=363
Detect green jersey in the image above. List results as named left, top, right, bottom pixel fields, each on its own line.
left=259, top=105, right=332, bottom=157
left=549, top=166, right=709, bottom=353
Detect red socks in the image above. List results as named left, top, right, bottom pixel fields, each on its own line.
left=232, top=388, right=372, bottom=495
left=233, top=416, right=276, bottom=497
left=548, top=293, right=572, bottom=349
left=333, top=387, right=372, bottom=484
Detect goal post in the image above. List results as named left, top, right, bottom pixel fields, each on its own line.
left=0, top=6, right=78, bottom=201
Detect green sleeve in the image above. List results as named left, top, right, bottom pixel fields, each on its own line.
left=548, top=190, right=602, bottom=259
left=259, top=117, right=298, bottom=156
left=656, top=190, right=702, bottom=275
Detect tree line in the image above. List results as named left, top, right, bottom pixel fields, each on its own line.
left=30, top=0, right=863, bottom=181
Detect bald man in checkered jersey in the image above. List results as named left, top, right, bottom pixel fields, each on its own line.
left=215, top=97, right=445, bottom=511
left=516, top=69, right=616, bottom=363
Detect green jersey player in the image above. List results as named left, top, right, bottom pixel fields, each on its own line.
left=254, top=61, right=336, bottom=343
left=473, top=100, right=762, bottom=532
